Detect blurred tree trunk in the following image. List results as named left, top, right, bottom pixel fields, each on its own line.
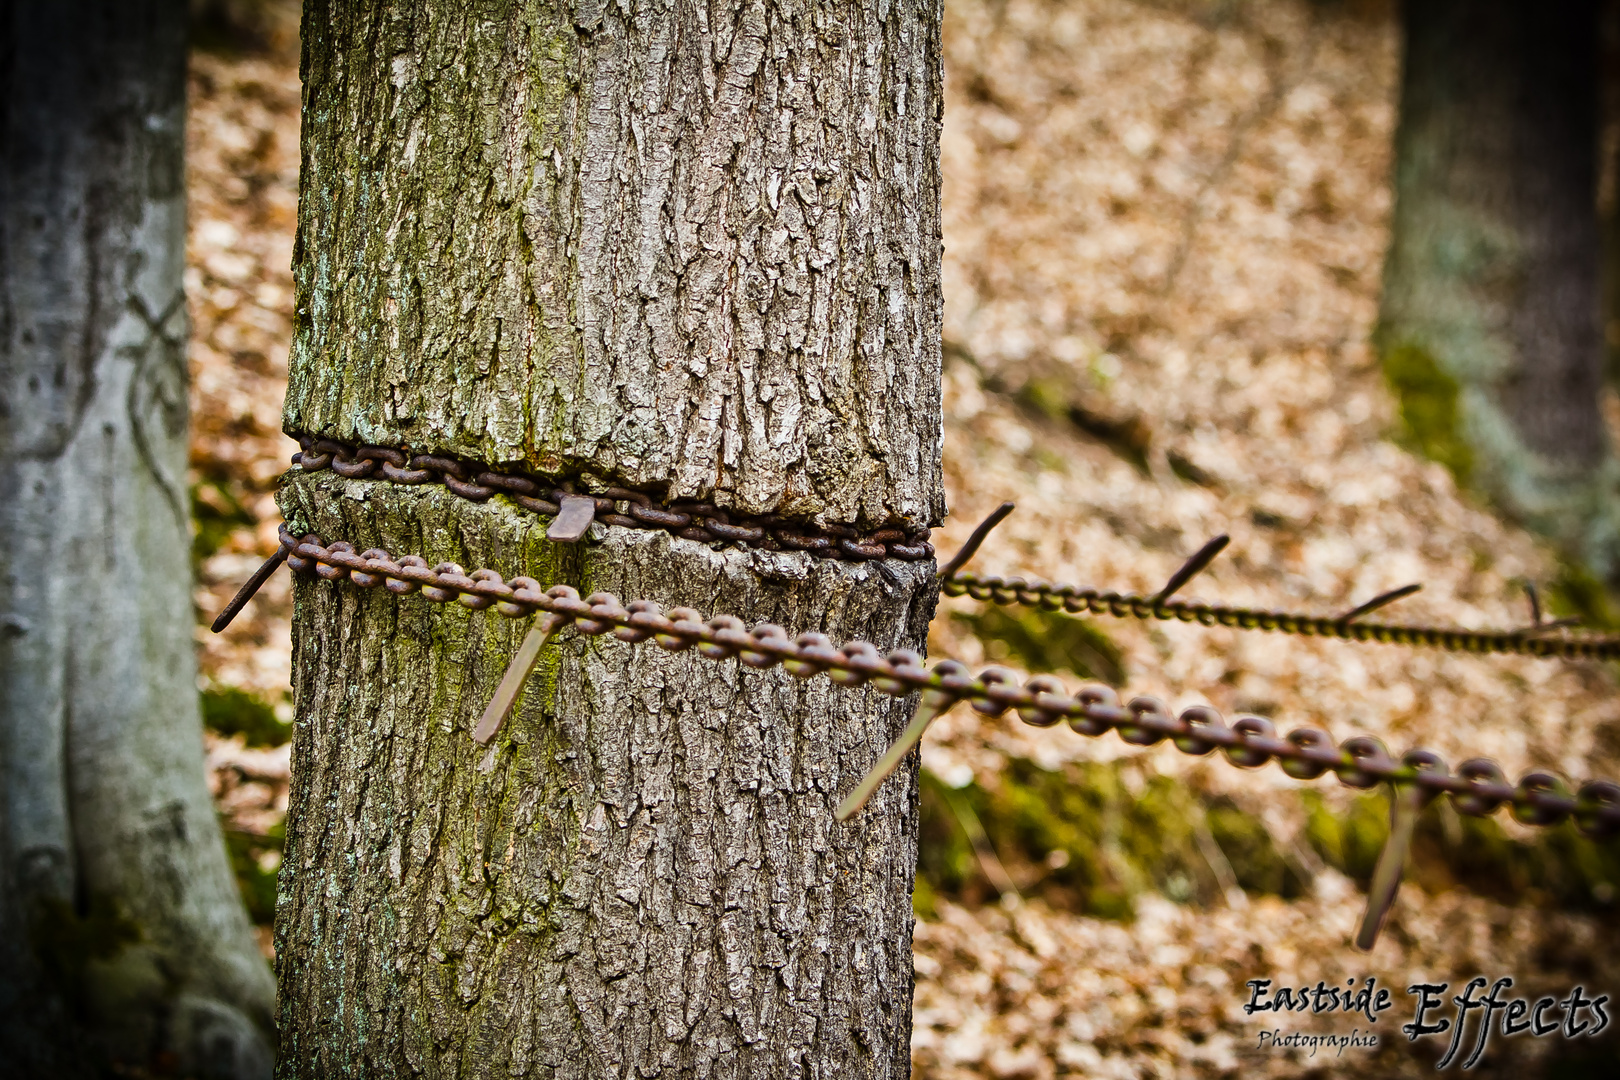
left=1378, top=0, right=1620, bottom=575
left=275, top=2, right=944, bottom=1077
left=0, top=2, right=276, bottom=1077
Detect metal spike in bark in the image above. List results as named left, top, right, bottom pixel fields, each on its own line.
left=1152, top=535, right=1229, bottom=604
left=937, top=502, right=1015, bottom=579
left=474, top=613, right=569, bottom=744
left=1355, top=782, right=1429, bottom=951
left=547, top=495, right=598, bottom=542
left=210, top=546, right=290, bottom=633
left=836, top=688, right=958, bottom=822
left=1339, top=583, right=1422, bottom=623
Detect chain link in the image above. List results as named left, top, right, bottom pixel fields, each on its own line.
left=288, top=435, right=935, bottom=562
left=944, top=571, right=1620, bottom=661
left=275, top=524, right=1620, bottom=837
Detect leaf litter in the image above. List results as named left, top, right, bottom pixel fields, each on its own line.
left=186, top=2, right=1620, bottom=1073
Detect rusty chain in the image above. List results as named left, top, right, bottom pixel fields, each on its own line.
left=943, top=571, right=1620, bottom=661
left=934, top=508, right=1620, bottom=661
left=288, top=435, right=935, bottom=562
left=269, top=523, right=1620, bottom=839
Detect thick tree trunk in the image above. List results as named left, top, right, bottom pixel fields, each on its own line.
left=276, top=3, right=944, bottom=1077
left=0, top=3, right=276, bottom=1077
left=1378, top=0, right=1620, bottom=574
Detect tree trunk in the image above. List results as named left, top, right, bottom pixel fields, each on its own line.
left=276, top=2, right=944, bottom=1077
left=1378, top=0, right=1620, bottom=574
left=0, top=3, right=276, bottom=1077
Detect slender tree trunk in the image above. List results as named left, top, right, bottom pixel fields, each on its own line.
left=276, top=2, right=944, bottom=1077
left=1378, top=0, right=1620, bottom=574
left=0, top=3, right=276, bottom=1077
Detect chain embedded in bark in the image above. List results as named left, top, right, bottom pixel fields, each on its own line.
left=266, top=523, right=1620, bottom=841
left=288, top=435, right=935, bottom=562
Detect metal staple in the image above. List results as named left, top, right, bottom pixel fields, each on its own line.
left=289, top=435, right=935, bottom=562
left=272, top=524, right=1620, bottom=838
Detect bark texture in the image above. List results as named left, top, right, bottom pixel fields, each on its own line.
left=277, top=477, right=935, bottom=1078
left=277, top=2, right=945, bottom=1077
left=0, top=3, right=276, bottom=1076
left=285, top=0, right=944, bottom=531
left=1378, top=0, right=1620, bottom=574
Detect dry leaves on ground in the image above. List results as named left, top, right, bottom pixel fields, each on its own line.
left=185, top=2, right=1620, bottom=1075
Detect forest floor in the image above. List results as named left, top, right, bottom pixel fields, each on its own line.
left=186, top=1, right=1620, bottom=1075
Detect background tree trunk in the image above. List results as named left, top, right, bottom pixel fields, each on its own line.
left=277, top=2, right=944, bottom=1077
left=0, top=2, right=276, bottom=1076
left=1377, top=0, right=1620, bottom=576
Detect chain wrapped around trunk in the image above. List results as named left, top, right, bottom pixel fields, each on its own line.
left=263, top=523, right=1620, bottom=839
left=288, top=435, right=934, bottom=562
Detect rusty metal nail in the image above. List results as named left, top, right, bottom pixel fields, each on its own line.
left=836, top=687, right=958, bottom=822
left=210, top=546, right=290, bottom=634
left=1525, top=581, right=1543, bottom=626
left=475, top=612, right=569, bottom=744
left=1152, top=535, right=1229, bottom=604
left=1515, top=581, right=1581, bottom=634
left=938, top=502, right=1015, bottom=579
left=1355, top=781, right=1429, bottom=951
left=1521, top=617, right=1582, bottom=636
left=547, top=494, right=597, bottom=543
left=1339, top=583, right=1422, bottom=623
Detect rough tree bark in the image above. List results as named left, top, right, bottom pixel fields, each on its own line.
left=0, top=2, right=276, bottom=1077
left=277, top=2, right=944, bottom=1077
left=1378, top=0, right=1620, bottom=575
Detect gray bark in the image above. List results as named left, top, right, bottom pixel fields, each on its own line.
left=285, top=0, right=944, bottom=531
left=0, top=2, right=276, bottom=1077
left=277, top=2, right=945, bottom=1078
left=1378, top=0, right=1620, bottom=575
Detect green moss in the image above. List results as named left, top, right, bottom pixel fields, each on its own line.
left=916, top=758, right=1302, bottom=918
left=911, top=866, right=940, bottom=922
left=1012, top=374, right=1153, bottom=475
left=1303, top=788, right=1389, bottom=883
left=31, top=893, right=142, bottom=998
left=223, top=821, right=284, bottom=927
left=201, top=685, right=291, bottom=747
left=915, top=771, right=981, bottom=909
left=1303, top=789, right=1620, bottom=911
left=1207, top=799, right=1295, bottom=895
left=1546, top=559, right=1620, bottom=632
left=918, top=767, right=1620, bottom=922
left=1382, top=342, right=1474, bottom=486
left=1016, top=376, right=1073, bottom=423
left=191, top=477, right=256, bottom=563
left=952, top=606, right=1126, bottom=686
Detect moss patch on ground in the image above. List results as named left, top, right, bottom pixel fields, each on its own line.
left=200, top=685, right=290, bottom=747
left=1381, top=341, right=1473, bottom=487
left=951, top=607, right=1127, bottom=686
left=1545, top=559, right=1620, bottom=632
left=223, top=821, right=284, bottom=927
left=915, top=760, right=1620, bottom=921
left=915, top=758, right=1305, bottom=919
left=191, top=475, right=256, bottom=564
left=1304, top=788, right=1620, bottom=912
